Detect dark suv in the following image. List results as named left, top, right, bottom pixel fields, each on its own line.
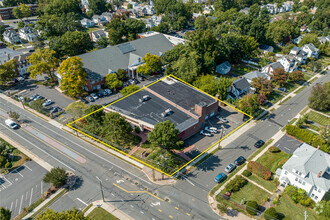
left=234, top=156, right=246, bottom=166
left=254, top=140, right=265, bottom=148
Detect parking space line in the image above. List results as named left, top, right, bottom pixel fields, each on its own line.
left=19, top=195, right=23, bottom=214
left=10, top=201, right=13, bottom=211
left=24, top=164, right=32, bottom=171
left=29, top=188, right=33, bottom=206
left=15, top=198, right=18, bottom=209
left=25, top=191, right=28, bottom=201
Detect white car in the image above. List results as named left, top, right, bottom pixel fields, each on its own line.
left=205, top=126, right=218, bottom=133
left=105, top=89, right=112, bottom=95
left=5, top=119, right=19, bottom=129
left=42, top=99, right=54, bottom=107
left=200, top=130, right=212, bottom=137
left=91, top=93, right=99, bottom=100
left=225, top=163, right=236, bottom=173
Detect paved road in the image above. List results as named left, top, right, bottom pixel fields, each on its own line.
left=0, top=72, right=327, bottom=219
left=0, top=161, right=49, bottom=218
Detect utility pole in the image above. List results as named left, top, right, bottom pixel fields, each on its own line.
left=217, top=126, right=225, bottom=148
left=96, top=176, right=105, bottom=202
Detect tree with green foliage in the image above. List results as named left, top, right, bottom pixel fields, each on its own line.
left=238, top=94, right=259, bottom=115
left=105, top=73, right=123, bottom=91
left=120, top=85, right=140, bottom=96
left=298, top=33, right=320, bottom=47
left=171, top=51, right=200, bottom=83
left=12, top=3, right=31, bottom=20
left=84, top=104, right=104, bottom=124
left=57, top=57, right=87, bottom=98
left=42, top=0, right=81, bottom=17
left=0, top=207, right=11, bottom=220
left=314, top=200, right=330, bottom=218
left=88, top=0, right=107, bottom=15
left=308, top=82, right=330, bottom=111
left=96, top=36, right=108, bottom=48
left=162, top=1, right=192, bottom=30
left=35, top=208, right=86, bottom=220
left=319, top=41, right=330, bottom=56
left=0, top=59, right=18, bottom=85
left=8, top=111, right=20, bottom=120
left=194, top=16, right=208, bottom=30
left=251, top=77, right=274, bottom=96
left=266, top=20, right=299, bottom=44
left=288, top=70, right=304, bottom=82
left=246, top=201, right=259, bottom=215
left=65, top=102, right=88, bottom=120
left=151, top=22, right=170, bottom=34
left=116, top=69, right=128, bottom=82
left=193, top=74, right=233, bottom=99
left=264, top=207, right=279, bottom=220
left=309, top=60, right=322, bottom=73
left=137, top=53, right=162, bottom=76
left=148, top=121, right=180, bottom=150
left=17, top=21, right=25, bottom=30
left=271, top=68, right=287, bottom=87
left=154, top=0, right=176, bottom=15
left=43, top=167, right=68, bottom=188
left=27, top=48, right=59, bottom=82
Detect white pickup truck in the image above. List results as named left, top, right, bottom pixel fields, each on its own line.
left=5, top=119, right=19, bottom=129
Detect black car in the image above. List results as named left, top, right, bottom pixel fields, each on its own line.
left=234, top=156, right=246, bottom=166
left=97, top=92, right=103, bottom=98
left=254, top=140, right=265, bottom=148
left=80, top=98, right=89, bottom=104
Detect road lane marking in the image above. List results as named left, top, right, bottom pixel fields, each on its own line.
left=175, top=207, right=179, bottom=210
left=182, top=176, right=195, bottom=186
left=186, top=213, right=191, bottom=216
left=19, top=194, right=23, bottom=214
left=113, top=183, right=164, bottom=201
left=15, top=198, right=18, bottom=209
left=169, top=215, right=173, bottom=219
left=0, top=123, right=75, bottom=171
left=158, top=209, right=162, bottom=212
left=29, top=188, right=33, bottom=206
left=76, top=198, right=88, bottom=206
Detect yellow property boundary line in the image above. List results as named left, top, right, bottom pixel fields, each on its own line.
left=67, top=75, right=253, bottom=177
left=113, top=183, right=164, bottom=201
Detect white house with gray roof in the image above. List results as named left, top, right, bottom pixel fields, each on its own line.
left=262, top=61, right=284, bottom=74
left=278, top=143, right=330, bottom=202
left=227, top=78, right=251, bottom=101
left=243, top=70, right=271, bottom=84
left=302, top=43, right=319, bottom=59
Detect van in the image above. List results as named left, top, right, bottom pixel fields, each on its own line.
left=5, top=119, right=19, bottom=129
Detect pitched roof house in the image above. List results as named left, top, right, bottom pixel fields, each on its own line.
left=262, top=61, right=285, bottom=74
left=89, top=30, right=107, bottom=42
left=227, top=78, right=251, bottom=101
left=215, top=61, right=231, bottom=75
left=18, top=26, right=37, bottom=42
left=278, top=143, right=330, bottom=202
left=302, top=43, right=319, bottom=59
left=243, top=70, right=271, bottom=84
left=80, top=18, right=95, bottom=28
left=278, top=55, right=298, bottom=72
left=3, top=29, right=20, bottom=44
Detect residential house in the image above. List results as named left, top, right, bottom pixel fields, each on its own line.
left=300, top=24, right=310, bottom=33
left=290, top=47, right=308, bottom=64
left=80, top=18, right=95, bottom=28
left=259, top=45, right=274, bottom=53
left=278, top=55, right=298, bottom=72
left=0, top=47, right=32, bottom=75
left=292, top=35, right=303, bottom=45
left=89, top=30, right=107, bottom=42
left=19, top=26, right=37, bottom=42
left=92, top=13, right=112, bottom=26
left=58, top=33, right=175, bottom=92
left=262, top=62, right=285, bottom=75
left=318, top=36, right=330, bottom=44
left=243, top=70, right=271, bottom=84
left=278, top=143, right=330, bottom=202
left=302, top=43, right=319, bottom=59
left=143, top=15, right=162, bottom=28
left=227, top=78, right=251, bottom=101
left=3, top=29, right=20, bottom=44
left=239, top=7, right=250, bottom=14
left=215, top=61, right=231, bottom=75
left=81, top=0, right=89, bottom=11
left=137, top=31, right=186, bottom=45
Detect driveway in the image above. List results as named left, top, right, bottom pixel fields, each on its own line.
left=273, top=135, right=302, bottom=154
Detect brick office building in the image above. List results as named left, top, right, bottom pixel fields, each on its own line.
left=0, top=4, right=38, bottom=20
left=106, top=77, right=219, bottom=140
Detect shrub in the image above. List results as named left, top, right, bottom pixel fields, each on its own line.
left=268, top=146, right=281, bottom=153
left=4, top=161, right=10, bottom=168
left=247, top=161, right=272, bottom=180
left=285, top=185, right=315, bottom=208
left=225, top=175, right=248, bottom=192
left=242, top=170, right=252, bottom=177
left=246, top=201, right=259, bottom=215
left=217, top=203, right=228, bottom=213
left=314, top=200, right=330, bottom=217
left=134, top=126, right=141, bottom=133
left=264, top=207, right=279, bottom=220
left=286, top=125, right=329, bottom=152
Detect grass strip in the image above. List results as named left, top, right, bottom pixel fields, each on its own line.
left=82, top=203, right=93, bottom=214
left=294, top=86, right=306, bottom=94
left=13, top=197, right=45, bottom=220
left=288, top=118, right=297, bottom=125
left=30, top=188, right=67, bottom=219
left=279, top=96, right=291, bottom=105
left=309, top=77, right=318, bottom=83
left=300, top=106, right=309, bottom=115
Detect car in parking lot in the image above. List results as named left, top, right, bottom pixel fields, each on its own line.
left=102, top=90, right=108, bottom=96
left=91, top=93, right=98, bottom=100
left=205, top=126, right=218, bottom=133
left=254, top=140, right=265, bottom=148
left=214, top=172, right=227, bottom=183
left=234, top=156, right=246, bottom=166
left=278, top=87, right=287, bottom=92
left=42, top=99, right=54, bottom=107
left=200, top=130, right=212, bottom=137
left=30, top=94, right=39, bottom=101
left=80, top=98, right=89, bottom=104
left=5, top=119, right=19, bottom=129
left=224, top=163, right=236, bottom=173
left=221, top=117, right=228, bottom=123
left=87, top=96, right=95, bottom=102
left=50, top=106, right=61, bottom=113
left=105, top=89, right=112, bottom=95
left=33, top=95, right=44, bottom=101
left=97, top=92, right=103, bottom=98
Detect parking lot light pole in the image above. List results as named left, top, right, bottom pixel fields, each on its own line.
left=96, top=176, right=105, bottom=202
left=218, top=127, right=225, bottom=148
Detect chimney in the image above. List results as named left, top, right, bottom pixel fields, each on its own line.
left=317, top=171, right=322, bottom=178
left=267, top=64, right=271, bottom=73
left=317, top=146, right=320, bottom=150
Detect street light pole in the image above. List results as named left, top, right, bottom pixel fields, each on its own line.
left=217, top=127, right=225, bottom=148
left=96, top=176, right=105, bottom=202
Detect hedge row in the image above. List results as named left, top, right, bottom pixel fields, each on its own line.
left=247, top=161, right=271, bottom=180
left=286, top=125, right=329, bottom=153
left=225, top=175, right=248, bottom=192
left=285, top=185, right=315, bottom=208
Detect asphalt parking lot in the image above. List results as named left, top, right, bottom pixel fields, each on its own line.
left=184, top=105, right=245, bottom=158
left=0, top=161, right=50, bottom=218
left=273, top=134, right=303, bottom=154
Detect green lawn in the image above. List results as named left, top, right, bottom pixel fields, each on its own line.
left=304, top=73, right=312, bottom=81
left=307, top=111, right=330, bottom=126
left=256, top=150, right=290, bottom=173
left=268, top=91, right=283, bottom=105
left=247, top=174, right=277, bottom=192
left=87, top=207, right=119, bottom=220
left=232, top=65, right=256, bottom=75
left=275, top=195, right=325, bottom=220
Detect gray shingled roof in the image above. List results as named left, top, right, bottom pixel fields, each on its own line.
left=270, top=61, right=284, bottom=70
left=283, top=143, right=330, bottom=191
left=244, top=71, right=268, bottom=81
left=232, top=78, right=250, bottom=92
left=78, top=34, right=174, bottom=77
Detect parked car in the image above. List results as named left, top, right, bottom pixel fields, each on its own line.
left=30, top=94, right=39, bottom=101
left=205, top=126, right=218, bottom=133
left=33, top=95, right=44, bottom=101
left=87, top=96, right=95, bottom=102
left=50, top=107, right=61, bottom=113
left=254, top=140, right=265, bottom=148
left=80, top=98, right=89, bottom=104
left=200, top=130, right=212, bottom=137
left=91, top=93, right=98, bottom=100
left=102, top=90, right=108, bottom=96
left=105, top=89, right=112, bottom=95
left=234, top=156, right=246, bottom=166
left=214, top=172, right=227, bottom=183
left=42, top=99, right=54, bottom=107
left=5, top=119, right=19, bottom=129
left=97, top=92, right=103, bottom=98
left=225, top=163, right=236, bottom=173
left=278, top=87, right=287, bottom=92
left=221, top=117, right=228, bottom=123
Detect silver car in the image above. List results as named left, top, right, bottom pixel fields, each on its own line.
left=225, top=163, right=236, bottom=173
